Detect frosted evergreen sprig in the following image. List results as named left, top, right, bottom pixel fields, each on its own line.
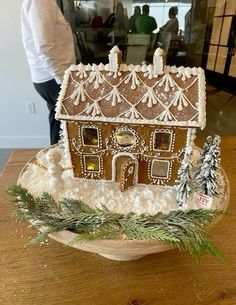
left=8, top=185, right=225, bottom=262
left=176, top=146, right=193, bottom=207
left=194, top=135, right=222, bottom=197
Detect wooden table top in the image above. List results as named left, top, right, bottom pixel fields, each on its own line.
left=0, top=137, right=236, bottom=305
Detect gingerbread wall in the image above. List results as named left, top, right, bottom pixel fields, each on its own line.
left=65, top=120, right=190, bottom=186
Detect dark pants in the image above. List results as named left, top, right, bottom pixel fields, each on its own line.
left=33, top=79, right=61, bottom=145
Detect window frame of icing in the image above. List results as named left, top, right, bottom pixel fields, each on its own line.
left=151, top=129, right=174, bottom=152
left=112, top=126, right=138, bottom=151
left=150, top=159, right=170, bottom=180
left=83, top=155, right=101, bottom=173
left=81, top=125, right=100, bottom=148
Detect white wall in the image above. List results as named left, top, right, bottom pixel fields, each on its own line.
left=0, top=0, right=50, bottom=148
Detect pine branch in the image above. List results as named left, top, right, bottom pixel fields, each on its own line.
left=7, top=185, right=226, bottom=262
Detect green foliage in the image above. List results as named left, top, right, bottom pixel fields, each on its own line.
left=8, top=185, right=225, bottom=262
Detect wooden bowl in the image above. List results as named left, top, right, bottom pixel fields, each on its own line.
left=49, top=231, right=173, bottom=261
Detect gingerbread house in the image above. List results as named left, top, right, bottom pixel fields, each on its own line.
left=56, top=47, right=206, bottom=191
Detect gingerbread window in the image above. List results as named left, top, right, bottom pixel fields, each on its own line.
left=153, top=131, right=172, bottom=151
left=82, top=127, right=99, bottom=146
left=84, top=156, right=100, bottom=172
left=151, top=160, right=169, bottom=178
left=115, top=130, right=136, bottom=148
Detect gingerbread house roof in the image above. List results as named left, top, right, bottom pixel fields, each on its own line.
left=56, top=47, right=206, bottom=129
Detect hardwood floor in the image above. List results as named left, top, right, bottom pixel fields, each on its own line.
left=0, top=84, right=236, bottom=172
left=0, top=149, right=12, bottom=175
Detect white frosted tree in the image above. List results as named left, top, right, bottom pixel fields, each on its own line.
left=194, top=135, right=212, bottom=177
left=195, top=135, right=221, bottom=197
left=176, top=146, right=193, bottom=207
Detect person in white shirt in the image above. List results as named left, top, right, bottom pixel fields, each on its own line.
left=160, top=6, right=179, bottom=40
left=21, top=0, right=76, bottom=144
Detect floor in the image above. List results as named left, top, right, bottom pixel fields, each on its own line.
left=197, top=84, right=236, bottom=138
left=0, top=149, right=12, bottom=175
left=0, top=85, right=236, bottom=174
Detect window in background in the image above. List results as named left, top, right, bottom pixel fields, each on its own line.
left=132, top=2, right=191, bottom=32
left=204, top=0, right=236, bottom=91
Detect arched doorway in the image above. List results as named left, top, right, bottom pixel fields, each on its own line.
left=112, top=153, right=138, bottom=191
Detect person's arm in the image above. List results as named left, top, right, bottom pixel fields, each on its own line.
left=28, top=0, right=66, bottom=84
left=161, top=19, right=176, bottom=33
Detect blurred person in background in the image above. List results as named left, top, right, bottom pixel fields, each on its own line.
left=21, top=0, right=76, bottom=144
left=160, top=6, right=179, bottom=40
left=128, top=5, right=141, bottom=33
left=114, top=2, right=128, bottom=32
left=136, top=4, right=157, bottom=35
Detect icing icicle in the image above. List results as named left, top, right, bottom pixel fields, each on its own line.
left=106, top=87, right=122, bottom=106
left=158, top=108, right=175, bottom=121
left=158, top=73, right=175, bottom=92
left=85, top=101, right=101, bottom=117
left=72, top=83, right=86, bottom=105
left=124, top=67, right=140, bottom=90
left=172, top=89, right=190, bottom=111
left=176, top=66, right=193, bottom=81
left=89, top=64, right=104, bottom=89
left=75, top=63, right=88, bottom=79
left=141, top=87, right=159, bottom=108
left=124, top=106, right=142, bottom=119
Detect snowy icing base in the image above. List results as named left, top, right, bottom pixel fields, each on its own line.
left=18, top=146, right=227, bottom=216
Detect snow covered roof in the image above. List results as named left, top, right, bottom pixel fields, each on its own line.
left=56, top=47, right=206, bottom=129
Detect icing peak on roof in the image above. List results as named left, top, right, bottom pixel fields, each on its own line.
left=154, top=47, right=164, bottom=56
left=110, top=45, right=121, bottom=54
left=56, top=48, right=206, bottom=129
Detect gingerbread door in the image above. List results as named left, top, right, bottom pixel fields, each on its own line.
left=120, top=159, right=138, bottom=192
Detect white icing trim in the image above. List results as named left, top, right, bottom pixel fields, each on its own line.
left=112, top=126, right=138, bottom=151
left=120, top=158, right=139, bottom=191
left=64, top=61, right=205, bottom=81
left=152, top=129, right=173, bottom=152
left=83, top=155, right=101, bottom=173
left=55, top=68, right=71, bottom=120
left=150, top=159, right=170, bottom=179
left=186, top=128, right=195, bottom=149
left=197, top=67, right=206, bottom=129
left=56, top=114, right=203, bottom=128
left=60, top=121, right=74, bottom=178
left=81, top=125, right=100, bottom=148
